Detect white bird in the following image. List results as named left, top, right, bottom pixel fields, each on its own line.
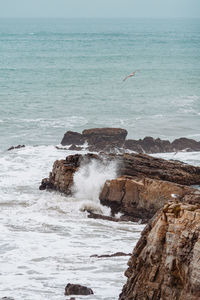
left=123, top=70, right=139, bottom=82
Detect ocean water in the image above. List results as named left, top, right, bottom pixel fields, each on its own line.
left=0, top=18, right=200, bottom=299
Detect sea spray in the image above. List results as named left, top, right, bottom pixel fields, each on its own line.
left=72, top=158, right=118, bottom=213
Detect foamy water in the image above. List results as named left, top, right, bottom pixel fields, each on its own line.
left=0, top=145, right=200, bottom=299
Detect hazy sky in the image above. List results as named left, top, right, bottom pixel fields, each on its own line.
left=0, top=0, right=200, bottom=18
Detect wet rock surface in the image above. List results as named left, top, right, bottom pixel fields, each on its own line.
left=65, top=283, right=94, bottom=296
left=119, top=201, right=200, bottom=300
left=60, top=128, right=200, bottom=153
left=40, top=152, right=200, bottom=222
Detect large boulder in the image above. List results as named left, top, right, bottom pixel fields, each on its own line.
left=82, top=128, right=127, bottom=151
left=119, top=201, right=200, bottom=300
left=61, top=131, right=85, bottom=146
left=99, top=175, right=199, bottom=219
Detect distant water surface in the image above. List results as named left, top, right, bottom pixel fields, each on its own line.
left=0, top=18, right=200, bottom=149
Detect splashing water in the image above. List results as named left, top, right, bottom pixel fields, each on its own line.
left=72, top=159, right=118, bottom=213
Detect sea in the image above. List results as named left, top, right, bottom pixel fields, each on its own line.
left=0, top=18, right=200, bottom=299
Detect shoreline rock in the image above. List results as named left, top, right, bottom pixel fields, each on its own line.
left=119, top=201, right=200, bottom=300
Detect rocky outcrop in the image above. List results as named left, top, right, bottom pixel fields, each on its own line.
left=60, top=127, right=200, bottom=153
left=61, top=128, right=127, bottom=151
left=125, top=137, right=200, bottom=153
left=119, top=201, right=200, bottom=300
left=99, top=175, right=199, bottom=219
left=40, top=152, right=200, bottom=221
left=83, top=128, right=128, bottom=151
left=65, top=283, right=93, bottom=296
left=40, top=153, right=200, bottom=194
left=172, top=137, right=200, bottom=152
left=39, top=154, right=99, bottom=193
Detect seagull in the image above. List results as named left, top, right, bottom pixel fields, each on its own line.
left=123, top=70, right=139, bottom=82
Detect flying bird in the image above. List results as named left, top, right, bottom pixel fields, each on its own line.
left=123, top=70, right=139, bottom=82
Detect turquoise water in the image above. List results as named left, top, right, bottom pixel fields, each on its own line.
left=0, top=18, right=200, bottom=149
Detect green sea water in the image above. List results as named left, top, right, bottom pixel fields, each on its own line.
left=0, top=18, right=199, bottom=149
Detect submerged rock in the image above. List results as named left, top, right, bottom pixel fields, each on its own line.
left=7, top=144, right=25, bottom=151
left=65, top=283, right=93, bottom=296
left=119, top=201, right=200, bottom=300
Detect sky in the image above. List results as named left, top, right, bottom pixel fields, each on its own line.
left=0, top=0, right=200, bottom=18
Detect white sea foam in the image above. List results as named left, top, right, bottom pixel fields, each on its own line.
left=73, top=158, right=118, bottom=214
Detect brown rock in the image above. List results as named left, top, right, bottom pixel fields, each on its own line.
left=124, top=136, right=200, bottom=153
left=99, top=175, right=198, bottom=219
left=119, top=202, right=200, bottom=300
left=172, top=137, right=200, bottom=151
left=40, top=153, right=200, bottom=196
left=61, top=131, right=85, bottom=146
left=82, top=128, right=127, bottom=150
left=65, top=283, right=93, bottom=296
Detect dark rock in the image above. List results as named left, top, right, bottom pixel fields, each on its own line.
left=91, top=252, right=131, bottom=258
left=119, top=202, right=200, bottom=300
left=61, top=131, right=85, bottom=146
left=124, top=137, right=173, bottom=153
left=125, top=136, right=200, bottom=153
left=7, top=145, right=25, bottom=151
left=82, top=128, right=127, bottom=151
left=172, top=137, right=200, bottom=151
left=65, top=283, right=93, bottom=296
left=68, top=144, right=83, bottom=151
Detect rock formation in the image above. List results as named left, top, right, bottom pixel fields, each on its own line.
left=119, top=201, right=200, bottom=300
left=60, top=127, right=200, bottom=153
left=40, top=152, right=200, bottom=221
left=61, top=127, right=128, bottom=151
left=99, top=175, right=199, bottom=219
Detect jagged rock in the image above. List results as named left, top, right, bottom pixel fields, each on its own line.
left=99, top=175, right=198, bottom=219
left=65, top=283, right=93, bottom=296
left=119, top=201, right=200, bottom=300
left=172, top=137, right=200, bottom=151
left=124, top=137, right=173, bottom=153
left=61, top=131, right=85, bottom=146
left=60, top=128, right=200, bottom=153
left=124, top=136, right=200, bottom=153
left=7, top=145, right=25, bottom=151
left=40, top=153, right=200, bottom=195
